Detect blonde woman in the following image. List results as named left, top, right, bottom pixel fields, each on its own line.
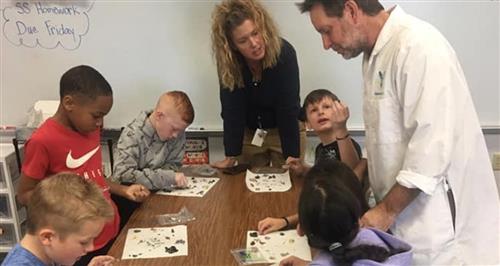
left=211, top=0, right=305, bottom=169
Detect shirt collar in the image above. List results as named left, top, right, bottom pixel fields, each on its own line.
left=370, top=5, right=406, bottom=58
left=142, top=110, right=157, bottom=139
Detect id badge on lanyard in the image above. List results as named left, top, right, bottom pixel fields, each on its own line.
left=251, top=115, right=267, bottom=147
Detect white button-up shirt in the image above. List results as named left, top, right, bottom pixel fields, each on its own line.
left=362, top=6, right=499, bottom=265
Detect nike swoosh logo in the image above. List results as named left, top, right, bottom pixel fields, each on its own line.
left=66, top=146, right=100, bottom=169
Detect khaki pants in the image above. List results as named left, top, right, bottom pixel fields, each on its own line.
left=238, top=121, right=306, bottom=167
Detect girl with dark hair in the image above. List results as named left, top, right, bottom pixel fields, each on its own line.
left=280, top=161, right=412, bottom=266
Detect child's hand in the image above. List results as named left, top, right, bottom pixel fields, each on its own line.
left=125, top=184, right=150, bottom=202
left=331, top=100, right=350, bottom=131
left=175, top=172, right=188, bottom=188
left=211, top=157, right=236, bottom=169
left=258, top=217, right=287, bottom=235
left=279, top=256, right=309, bottom=266
left=285, top=157, right=306, bottom=177
left=88, top=255, right=118, bottom=266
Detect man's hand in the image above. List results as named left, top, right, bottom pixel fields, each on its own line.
left=361, top=184, right=420, bottom=231
left=360, top=202, right=396, bottom=231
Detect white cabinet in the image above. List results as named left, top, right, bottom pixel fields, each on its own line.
left=0, top=144, right=26, bottom=253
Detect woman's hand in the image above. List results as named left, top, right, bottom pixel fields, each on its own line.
left=211, top=157, right=237, bottom=169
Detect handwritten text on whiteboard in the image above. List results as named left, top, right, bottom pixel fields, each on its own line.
left=2, top=1, right=94, bottom=50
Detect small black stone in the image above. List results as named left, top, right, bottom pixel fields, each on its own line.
left=249, top=232, right=258, bottom=237
left=165, top=246, right=179, bottom=254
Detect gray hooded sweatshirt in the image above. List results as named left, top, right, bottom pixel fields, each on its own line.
left=112, top=110, right=185, bottom=190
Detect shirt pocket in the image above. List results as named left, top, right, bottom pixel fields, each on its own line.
left=364, top=94, right=403, bottom=144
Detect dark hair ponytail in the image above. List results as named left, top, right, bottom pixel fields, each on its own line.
left=299, top=161, right=395, bottom=265
left=330, top=244, right=393, bottom=266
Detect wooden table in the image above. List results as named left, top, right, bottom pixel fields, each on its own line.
left=107, top=171, right=304, bottom=266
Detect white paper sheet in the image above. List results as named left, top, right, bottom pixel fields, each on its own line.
left=157, top=177, right=219, bottom=197
left=246, top=229, right=311, bottom=263
left=245, top=170, right=292, bottom=192
left=122, top=225, right=188, bottom=260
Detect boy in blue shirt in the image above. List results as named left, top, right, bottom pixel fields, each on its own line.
left=3, top=173, right=117, bottom=266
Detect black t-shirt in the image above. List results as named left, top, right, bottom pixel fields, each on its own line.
left=315, top=139, right=362, bottom=164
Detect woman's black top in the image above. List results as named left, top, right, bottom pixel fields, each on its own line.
left=220, top=39, right=301, bottom=158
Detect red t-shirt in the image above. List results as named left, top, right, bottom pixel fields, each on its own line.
left=22, top=118, right=120, bottom=250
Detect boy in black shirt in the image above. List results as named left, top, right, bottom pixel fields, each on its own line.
left=258, top=89, right=367, bottom=235
left=288, top=89, right=363, bottom=175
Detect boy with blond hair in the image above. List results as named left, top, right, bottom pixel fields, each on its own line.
left=113, top=90, right=195, bottom=190
left=3, top=172, right=117, bottom=266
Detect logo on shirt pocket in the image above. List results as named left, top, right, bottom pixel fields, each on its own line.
left=374, top=71, right=385, bottom=96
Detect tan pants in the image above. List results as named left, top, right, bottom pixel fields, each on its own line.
left=238, top=121, right=306, bottom=167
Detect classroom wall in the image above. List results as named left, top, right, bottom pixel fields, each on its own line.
left=484, top=134, right=500, bottom=194
left=1, top=1, right=499, bottom=130
left=2, top=0, right=499, bottom=194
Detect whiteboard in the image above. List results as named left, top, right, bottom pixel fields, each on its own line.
left=1, top=1, right=498, bottom=130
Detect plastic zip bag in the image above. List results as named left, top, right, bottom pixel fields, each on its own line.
left=156, top=206, right=196, bottom=226
left=230, top=247, right=268, bottom=265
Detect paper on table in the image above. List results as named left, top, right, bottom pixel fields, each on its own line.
left=245, top=170, right=291, bottom=192
left=157, top=177, right=219, bottom=197
left=122, top=225, right=188, bottom=260
left=246, top=230, right=311, bottom=263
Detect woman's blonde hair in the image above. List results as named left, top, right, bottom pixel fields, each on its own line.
left=211, top=0, right=282, bottom=90
left=26, top=172, right=114, bottom=239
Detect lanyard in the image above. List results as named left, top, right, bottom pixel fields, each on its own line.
left=257, top=115, right=263, bottom=129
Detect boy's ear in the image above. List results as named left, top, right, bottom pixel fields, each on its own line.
left=305, top=121, right=311, bottom=130
left=154, top=110, right=165, bottom=121
left=61, top=95, right=76, bottom=112
left=38, top=228, right=57, bottom=246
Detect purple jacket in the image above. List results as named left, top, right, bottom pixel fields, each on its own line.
left=310, top=228, right=412, bottom=266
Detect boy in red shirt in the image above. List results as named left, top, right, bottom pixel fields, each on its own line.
left=16, top=65, right=149, bottom=265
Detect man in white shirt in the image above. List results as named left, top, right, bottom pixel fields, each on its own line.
left=297, top=0, right=499, bottom=265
